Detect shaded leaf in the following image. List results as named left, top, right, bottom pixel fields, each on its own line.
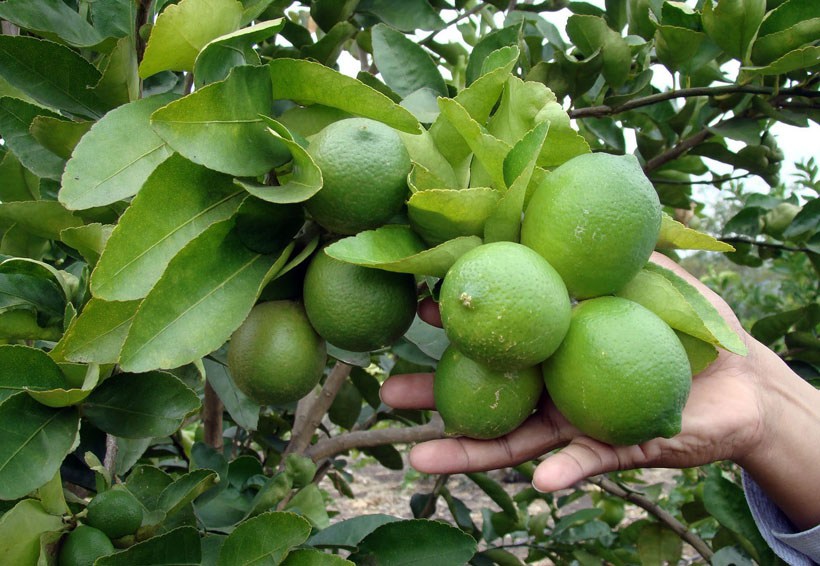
left=743, top=45, right=820, bottom=76
left=96, top=526, right=202, bottom=565
left=29, top=117, right=93, bottom=161
left=59, top=93, right=177, bottom=210
left=325, top=225, right=481, bottom=278
left=308, top=514, right=401, bottom=549
left=203, top=356, right=260, bottom=431
left=59, top=223, right=115, bottom=267
left=356, top=0, right=445, bottom=32
left=0, top=499, right=64, bottom=564
left=465, top=25, right=521, bottom=86
left=284, top=484, right=331, bottom=529
left=0, top=0, right=107, bottom=48
left=0, top=97, right=64, bottom=180
left=0, top=394, right=79, bottom=500
left=0, top=200, right=83, bottom=241
left=566, top=15, right=631, bottom=86
left=676, top=331, right=719, bottom=375
left=408, top=188, right=501, bottom=246
left=217, top=512, right=311, bottom=566
left=82, top=371, right=200, bottom=438
left=702, top=0, right=766, bottom=61
left=194, top=19, right=285, bottom=87
left=158, top=469, right=220, bottom=517
left=0, top=345, right=66, bottom=404
left=282, top=549, right=353, bottom=565
left=353, top=519, right=477, bottom=565
left=637, top=523, right=682, bottom=565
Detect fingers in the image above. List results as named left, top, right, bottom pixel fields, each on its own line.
left=418, top=296, right=442, bottom=328
left=380, top=373, right=435, bottom=410
left=409, top=408, right=577, bottom=474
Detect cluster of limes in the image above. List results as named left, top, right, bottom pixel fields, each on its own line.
left=227, top=116, right=693, bottom=448
left=58, top=488, right=143, bottom=565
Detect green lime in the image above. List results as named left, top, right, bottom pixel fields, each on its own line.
left=306, top=117, right=411, bottom=235
left=542, top=296, right=691, bottom=446
left=521, top=153, right=661, bottom=299
left=303, top=249, right=417, bottom=352
left=85, top=488, right=143, bottom=540
left=228, top=300, right=327, bottom=405
left=58, top=526, right=115, bottom=566
left=439, top=241, right=571, bottom=370
left=434, top=345, right=543, bottom=439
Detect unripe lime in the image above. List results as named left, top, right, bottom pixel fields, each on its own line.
left=85, top=488, right=143, bottom=539
left=58, top=526, right=115, bottom=566
left=228, top=301, right=327, bottom=405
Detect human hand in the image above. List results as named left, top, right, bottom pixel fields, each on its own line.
left=381, top=253, right=820, bottom=529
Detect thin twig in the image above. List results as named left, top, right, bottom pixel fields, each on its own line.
left=587, top=475, right=714, bottom=561
left=203, top=380, right=224, bottom=451
left=643, top=129, right=712, bottom=173
left=420, top=4, right=486, bottom=45
left=648, top=172, right=753, bottom=186
left=306, top=416, right=446, bottom=462
left=570, top=85, right=819, bottom=120
left=285, top=361, right=353, bottom=458
left=721, top=236, right=813, bottom=254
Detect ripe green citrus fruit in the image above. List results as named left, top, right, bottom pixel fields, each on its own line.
left=303, top=249, right=417, bottom=352
left=521, top=153, right=661, bottom=299
left=228, top=300, right=327, bottom=405
left=542, top=296, right=691, bottom=446
left=439, top=241, right=571, bottom=370
left=58, top=526, right=115, bottom=566
left=434, top=345, right=543, bottom=439
left=85, top=488, right=143, bottom=539
left=306, top=117, right=411, bottom=235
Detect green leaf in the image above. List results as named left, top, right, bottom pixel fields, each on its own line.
left=743, top=45, right=820, bottom=76
left=467, top=472, right=518, bottom=519
left=675, top=331, right=719, bottom=375
left=702, top=0, right=766, bottom=62
left=247, top=472, right=292, bottom=518
left=311, top=0, right=358, bottom=32
left=400, top=130, right=460, bottom=190
left=0, top=499, right=64, bottom=564
left=59, top=93, right=177, bottom=210
left=96, top=526, right=202, bottom=565
left=637, top=523, right=682, bottom=565
left=194, top=19, right=285, bottom=87
left=91, top=155, right=245, bottom=301
left=0, top=0, right=108, bottom=48
left=0, top=200, right=83, bottom=241
left=60, top=223, right=115, bottom=268
left=37, top=469, right=69, bottom=516
left=465, top=25, right=521, bottom=86
left=408, top=188, right=501, bottom=246
left=371, top=24, right=447, bottom=99
left=151, top=65, right=290, bottom=177
left=656, top=213, right=735, bottom=251
left=0, top=394, right=79, bottom=500
left=0, top=151, right=39, bottom=202
left=29, top=116, right=93, bottom=161
left=139, top=0, right=243, bottom=77
left=51, top=298, right=140, bottom=364
left=324, top=225, right=481, bottom=278
left=655, top=26, right=721, bottom=74
left=217, top=512, right=312, bottom=566
left=82, top=371, right=200, bottom=438
left=268, top=58, right=421, bottom=134
left=235, top=117, right=323, bottom=204
left=0, top=345, right=66, bottom=404
left=0, top=36, right=108, bottom=119
left=118, top=219, right=293, bottom=372
left=203, top=356, right=260, bottom=431
left=158, top=469, right=220, bottom=517
left=282, top=549, right=353, bottom=565
left=0, top=97, right=65, bottom=180
left=616, top=263, right=748, bottom=355
left=308, top=514, right=401, bottom=549
left=353, top=519, right=477, bottom=565
left=438, top=97, right=510, bottom=191
left=566, top=15, right=631, bottom=86
left=751, top=304, right=818, bottom=346
left=28, top=363, right=101, bottom=408
left=751, top=17, right=820, bottom=65
left=356, top=0, right=446, bottom=32
left=302, top=21, right=359, bottom=66
left=0, top=260, right=66, bottom=329
left=93, top=36, right=140, bottom=109
left=284, top=484, right=330, bottom=529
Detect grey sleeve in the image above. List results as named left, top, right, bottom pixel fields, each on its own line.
left=743, top=470, right=820, bottom=565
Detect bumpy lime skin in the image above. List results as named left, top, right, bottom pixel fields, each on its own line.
left=85, top=489, right=144, bottom=539
left=58, top=526, right=115, bottom=566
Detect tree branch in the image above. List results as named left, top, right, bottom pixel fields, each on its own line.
left=103, top=434, right=118, bottom=475
left=285, top=361, right=353, bottom=458
left=721, top=236, right=813, bottom=254
left=203, top=380, right=224, bottom=451
left=306, top=416, right=445, bottom=462
left=587, top=475, right=714, bottom=562
left=570, top=85, right=820, bottom=120
left=649, top=172, right=752, bottom=186
left=643, top=129, right=712, bottom=173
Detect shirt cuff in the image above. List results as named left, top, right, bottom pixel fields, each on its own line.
left=743, top=470, right=820, bottom=565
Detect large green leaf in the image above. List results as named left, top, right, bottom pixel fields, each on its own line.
left=27, top=363, right=102, bottom=408
left=0, top=257, right=66, bottom=327
left=408, top=188, right=501, bottom=246
left=51, top=298, right=140, bottom=364
left=59, top=93, right=177, bottom=210
left=194, top=19, right=285, bottom=87
left=93, top=36, right=140, bottom=108
left=91, top=155, right=245, bottom=301
left=118, top=219, right=293, bottom=372
left=0, top=97, right=65, bottom=180
left=158, top=469, right=220, bottom=517
left=151, top=65, right=290, bottom=177
left=268, top=58, right=421, bottom=134
left=353, top=519, right=477, bottom=565
left=371, top=24, right=447, bottom=99
left=751, top=17, right=820, bottom=65
left=656, top=213, right=735, bottom=251
left=308, top=514, right=401, bottom=550
left=637, top=523, right=682, bottom=565
left=0, top=36, right=108, bottom=119
left=702, top=0, right=766, bottom=62
left=465, top=25, right=521, bottom=86
left=324, top=225, right=482, bottom=278
left=0, top=0, right=108, bottom=48
left=60, top=223, right=115, bottom=267
left=0, top=499, right=65, bottom=564
left=566, top=15, right=631, bottom=86
left=217, top=512, right=312, bottom=566
left=356, top=0, right=445, bottom=32
left=399, top=130, right=460, bottom=190
left=29, top=116, right=93, bottom=161
left=0, top=200, right=84, bottom=241
left=744, top=45, right=820, bottom=76
left=96, top=526, right=202, bottom=565
left=139, top=0, right=243, bottom=78
left=82, top=371, right=200, bottom=438
left=0, top=393, right=80, bottom=500
left=0, top=345, right=66, bottom=404
left=616, top=263, right=748, bottom=355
